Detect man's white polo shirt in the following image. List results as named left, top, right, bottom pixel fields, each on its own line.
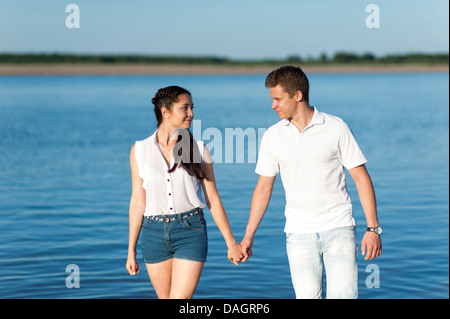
left=255, top=107, right=367, bottom=234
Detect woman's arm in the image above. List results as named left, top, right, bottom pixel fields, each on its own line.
left=126, top=144, right=146, bottom=275
left=200, top=146, right=243, bottom=265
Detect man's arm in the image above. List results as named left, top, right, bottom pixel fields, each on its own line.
left=348, top=164, right=382, bottom=260
left=240, top=175, right=276, bottom=262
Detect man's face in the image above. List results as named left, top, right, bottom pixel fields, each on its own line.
left=269, top=85, right=298, bottom=119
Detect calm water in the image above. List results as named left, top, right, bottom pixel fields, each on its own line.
left=0, top=72, right=448, bottom=299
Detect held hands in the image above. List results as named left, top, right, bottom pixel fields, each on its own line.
left=228, top=242, right=244, bottom=265
left=226, top=235, right=253, bottom=265
left=227, top=239, right=254, bottom=265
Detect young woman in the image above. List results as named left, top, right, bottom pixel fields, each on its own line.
left=126, top=86, right=243, bottom=299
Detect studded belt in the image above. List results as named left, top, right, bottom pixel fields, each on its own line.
left=145, top=207, right=203, bottom=223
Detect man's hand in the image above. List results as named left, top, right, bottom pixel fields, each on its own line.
left=240, top=236, right=254, bottom=262
left=361, top=231, right=382, bottom=260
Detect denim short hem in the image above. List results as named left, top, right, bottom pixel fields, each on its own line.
left=173, top=256, right=207, bottom=263
left=143, top=256, right=207, bottom=264
left=143, top=255, right=173, bottom=264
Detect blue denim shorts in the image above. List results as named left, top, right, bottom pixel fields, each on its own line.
left=141, top=208, right=208, bottom=264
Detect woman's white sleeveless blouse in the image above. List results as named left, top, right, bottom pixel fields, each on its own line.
left=134, top=131, right=206, bottom=216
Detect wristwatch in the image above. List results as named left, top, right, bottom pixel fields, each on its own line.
left=367, top=226, right=382, bottom=235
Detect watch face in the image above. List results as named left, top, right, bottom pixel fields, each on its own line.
left=375, top=226, right=382, bottom=235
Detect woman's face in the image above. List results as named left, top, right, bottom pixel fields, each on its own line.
left=164, top=93, right=194, bottom=129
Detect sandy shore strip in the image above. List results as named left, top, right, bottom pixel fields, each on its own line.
left=0, top=63, right=448, bottom=75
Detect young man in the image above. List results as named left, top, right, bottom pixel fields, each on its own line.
left=240, top=66, right=382, bottom=299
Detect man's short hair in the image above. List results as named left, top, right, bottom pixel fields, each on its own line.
left=265, top=65, right=309, bottom=102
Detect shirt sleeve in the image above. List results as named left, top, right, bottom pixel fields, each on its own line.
left=255, top=130, right=279, bottom=177
left=337, top=122, right=368, bottom=170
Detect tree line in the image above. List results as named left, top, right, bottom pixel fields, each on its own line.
left=0, top=52, right=447, bottom=65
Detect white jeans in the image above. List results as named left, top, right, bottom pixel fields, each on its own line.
left=286, top=226, right=358, bottom=299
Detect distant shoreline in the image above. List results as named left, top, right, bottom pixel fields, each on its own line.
left=0, top=63, right=448, bottom=75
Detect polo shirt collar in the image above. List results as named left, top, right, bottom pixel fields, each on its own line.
left=284, top=106, right=325, bottom=127
left=310, top=107, right=325, bottom=125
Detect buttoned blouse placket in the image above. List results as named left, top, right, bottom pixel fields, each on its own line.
left=165, top=168, right=174, bottom=214
left=155, top=138, right=175, bottom=215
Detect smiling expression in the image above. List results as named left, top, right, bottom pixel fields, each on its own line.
left=163, top=93, right=194, bottom=129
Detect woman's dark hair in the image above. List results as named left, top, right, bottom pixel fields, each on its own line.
left=151, top=86, right=204, bottom=180
left=168, top=129, right=205, bottom=180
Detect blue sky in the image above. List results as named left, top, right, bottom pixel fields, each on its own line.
left=0, top=0, right=448, bottom=59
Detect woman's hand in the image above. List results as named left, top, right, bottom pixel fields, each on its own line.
left=228, top=242, right=244, bottom=266
left=126, top=252, right=140, bottom=276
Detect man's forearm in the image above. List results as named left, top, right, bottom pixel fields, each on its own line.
left=245, top=199, right=269, bottom=239
left=244, top=176, right=275, bottom=239
left=349, top=165, right=379, bottom=227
